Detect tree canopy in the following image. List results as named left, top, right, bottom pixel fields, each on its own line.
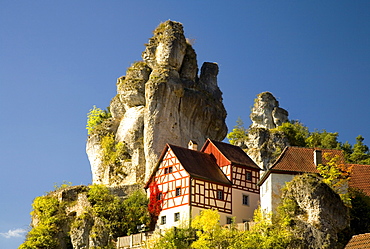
left=227, top=118, right=370, bottom=164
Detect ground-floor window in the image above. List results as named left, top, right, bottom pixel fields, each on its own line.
left=161, top=216, right=166, bottom=225
left=226, top=217, right=233, bottom=224
left=174, top=212, right=180, bottom=222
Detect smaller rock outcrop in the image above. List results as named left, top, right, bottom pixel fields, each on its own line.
left=24, top=185, right=146, bottom=249
left=239, top=92, right=289, bottom=170
left=282, top=174, right=349, bottom=249
left=245, top=128, right=288, bottom=170
left=250, top=92, right=289, bottom=129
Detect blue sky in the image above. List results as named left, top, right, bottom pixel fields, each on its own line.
left=1, top=1, right=370, bottom=248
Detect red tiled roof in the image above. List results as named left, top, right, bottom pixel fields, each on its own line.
left=169, top=144, right=232, bottom=186
left=205, top=140, right=260, bottom=169
left=345, top=233, right=370, bottom=249
left=271, top=147, right=344, bottom=173
left=349, top=164, right=370, bottom=196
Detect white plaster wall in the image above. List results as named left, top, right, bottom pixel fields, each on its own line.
left=157, top=205, right=191, bottom=230
left=260, top=173, right=294, bottom=214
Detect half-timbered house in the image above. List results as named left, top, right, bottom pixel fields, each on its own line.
left=145, top=139, right=261, bottom=230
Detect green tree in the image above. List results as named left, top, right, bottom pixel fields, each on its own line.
left=227, top=117, right=248, bottom=145
left=273, top=121, right=309, bottom=147
left=340, top=141, right=353, bottom=163
left=350, top=135, right=370, bottom=164
left=121, top=190, right=150, bottom=235
left=349, top=188, right=370, bottom=235
left=148, top=227, right=195, bottom=249
left=306, top=129, right=340, bottom=149
left=191, top=209, right=237, bottom=249
left=87, top=185, right=150, bottom=238
left=86, top=106, right=112, bottom=135
left=232, top=207, right=292, bottom=249
left=100, top=133, right=129, bottom=167
left=99, top=133, right=130, bottom=182
left=19, top=196, right=66, bottom=249
left=317, top=154, right=352, bottom=205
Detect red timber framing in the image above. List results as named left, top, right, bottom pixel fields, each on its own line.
left=201, top=143, right=231, bottom=179
left=152, top=147, right=190, bottom=211
left=145, top=139, right=261, bottom=224
left=191, top=179, right=232, bottom=214
left=201, top=139, right=260, bottom=194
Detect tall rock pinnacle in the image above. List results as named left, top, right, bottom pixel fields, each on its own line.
left=250, top=92, right=289, bottom=129
left=86, top=21, right=228, bottom=186
left=242, top=92, right=289, bottom=170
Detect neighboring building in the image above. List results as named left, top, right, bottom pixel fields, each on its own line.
left=349, top=164, right=370, bottom=196
left=344, top=233, right=370, bottom=249
left=258, top=147, right=345, bottom=213
left=145, top=139, right=261, bottom=230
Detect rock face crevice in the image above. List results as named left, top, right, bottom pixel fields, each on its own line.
left=86, top=20, right=227, bottom=186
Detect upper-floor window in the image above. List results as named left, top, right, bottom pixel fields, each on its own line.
left=175, top=187, right=181, bottom=196
left=242, top=194, right=249, bottom=206
left=246, top=171, right=252, bottom=181
left=217, top=190, right=224, bottom=200
left=164, top=166, right=173, bottom=174
left=157, top=192, right=163, bottom=200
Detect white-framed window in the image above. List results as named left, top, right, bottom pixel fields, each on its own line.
left=175, top=187, right=181, bottom=196
left=217, top=190, right=224, bottom=200
left=174, top=212, right=180, bottom=222
left=242, top=194, right=249, bottom=206
left=161, top=216, right=166, bottom=225
left=246, top=171, right=252, bottom=181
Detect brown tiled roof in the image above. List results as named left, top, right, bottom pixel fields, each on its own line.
left=271, top=147, right=344, bottom=173
left=258, top=147, right=345, bottom=186
left=345, top=233, right=370, bottom=249
left=169, top=144, right=232, bottom=186
left=206, top=140, right=260, bottom=169
left=349, top=164, right=370, bottom=196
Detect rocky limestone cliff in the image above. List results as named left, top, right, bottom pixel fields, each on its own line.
left=282, top=174, right=349, bottom=249
left=86, top=21, right=227, bottom=187
left=26, top=185, right=144, bottom=249
left=238, top=92, right=289, bottom=170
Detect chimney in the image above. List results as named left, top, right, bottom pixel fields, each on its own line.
left=188, top=140, right=198, bottom=151
left=314, top=150, right=322, bottom=166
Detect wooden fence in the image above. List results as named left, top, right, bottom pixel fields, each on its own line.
left=116, top=232, right=153, bottom=249
left=116, top=222, right=255, bottom=248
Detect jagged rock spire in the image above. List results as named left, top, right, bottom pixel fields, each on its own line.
left=250, top=92, right=289, bottom=129
left=86, top=20, right=228, bottom=186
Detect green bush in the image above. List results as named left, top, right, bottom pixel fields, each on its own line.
left=86, top=106, right=112, bottom=135
left=87, top=185, right=150, bottom=238
left=19, top=196, right=66, bottom=248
